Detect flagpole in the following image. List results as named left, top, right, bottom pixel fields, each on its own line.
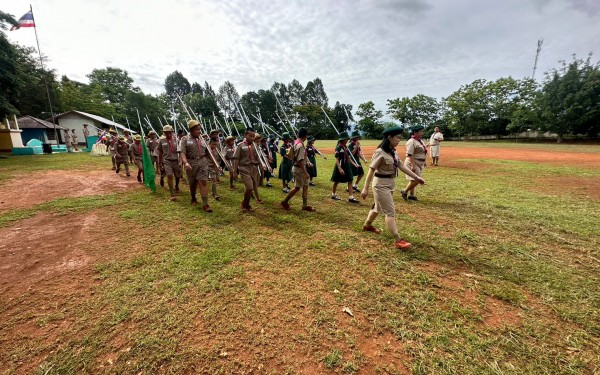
left=29, top=5, right=58, bottom=146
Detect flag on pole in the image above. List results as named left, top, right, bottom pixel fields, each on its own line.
left=10, top=11, right=35, bottom=31
left=141, top=136, right=157, bottom=192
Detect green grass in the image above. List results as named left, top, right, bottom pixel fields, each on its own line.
left=0, top=144, right=599, bottom=374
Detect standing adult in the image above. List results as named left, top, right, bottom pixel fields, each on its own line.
left=401, top=125, right=427, bottom=201
left=71, top=129, right=79, bottom=151
left=114, top=136, right=130, bottom=177
left=158, top=125, right=181, bottom=201
left=63, top=129, right=71, bottom=152
left=331, top=131, right=361, bottom=204
left=428, top=126, right=444, bottom=166
left=82, top=124, right=90, bottom=148
left=281, top=128, right=316, bottom=212
left=129, top=134, right=144, bottom=183
left=146, top=130, right=159, bottom=170
left=360, top=126, right=426, bottom=249
left=232, top=128, right=260, bottom=212
left=180, top=120, right=220, bottom=212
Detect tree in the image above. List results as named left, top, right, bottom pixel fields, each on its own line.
left=58, top=76, right=116, bottom=119
left=191, top=82, right=204, bottom=96
left=87, top=67, right=136, bottom=105
left=294, top=104, right=337, bottom=139
left=387, top=94, right=439, bottom=128
left=356, top=101, right=384, bottom=138
left=443, top=79, right=491, bottom=136
left=164, top=70, right=191, bottom=101
left=0, top=11, right=19, bottom=119
left=539, top=55, right=600, bottom=141
left=288, top=79, right=304, bottom=107
left=332, top=102, right=353, bottom=133
left=302, top=77, right=328, bottom=106
left=203, top=81, right=216, bottom=98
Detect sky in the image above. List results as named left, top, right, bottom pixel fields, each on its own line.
left=5, top=0, right=600, bottom=115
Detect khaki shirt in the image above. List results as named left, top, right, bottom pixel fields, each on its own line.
left=406, top=138, right=427, bottom=161
left=114, top=141, right=129, bottom=160
left=234, top=140, right=260, bottom=169
left=159, top=138, right=179, bottom=161
left=83, top=128, right=90, bottom=138
left=370, top=148, right=397, bottom=176
left=293, top=141, right=306, bottom=167
left=71, top=132, right=78, bottom=142
left=180, top=136, right=208, bottom=161
left=224, top=146, right=235, bottom=161
left=129, top=142, right=143, bottom=161
left=429, top=132, right=444, bottom=146
left=146, top=138, right=158, bottom=153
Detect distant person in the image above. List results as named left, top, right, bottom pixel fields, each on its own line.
left=360, top=126, right=425, bottom=249
left=349, top=131, right=367, bottom=192
left=129, top=135, right=144, bottom=183
left=306, top=136, right=326, bottom=186
left=278, top=133, right=293, bottom=193
left=428, top=126, right=444, bottom=166
left=82, top=124, right=90, bottom=148
left=114, top=136, right=131, bottom=177
left=63, top=129, right=71, bottom=152
left=158, top=125, right=181, bottom=201
left=401, top=125, right=427, bottom=201
left=281, top=128, right=316, bottom=212
left=71, top=129, right=79, bottom=151
left=146, top=130, right=159, bottom=170
left=330, top=131, right=361, bottom=204
left=108, top=129, right=118, bottom=170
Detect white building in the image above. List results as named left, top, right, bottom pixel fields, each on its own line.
left=51, top=111, right=136, bottom=145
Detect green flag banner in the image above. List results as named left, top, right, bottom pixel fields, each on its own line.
left=141, top=138, right=156, bottom=192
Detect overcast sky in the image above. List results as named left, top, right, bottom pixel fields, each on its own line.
left=5, top=0, right=600, bottom=114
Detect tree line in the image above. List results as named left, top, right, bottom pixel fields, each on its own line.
left=1, top=10, right=598, bottom=141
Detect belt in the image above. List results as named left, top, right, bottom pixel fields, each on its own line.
left=414, top=158, right=426, bottom=162
left=375, top=173, right=394, bottom=178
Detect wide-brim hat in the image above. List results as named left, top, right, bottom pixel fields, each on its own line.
left=281, top=132, right=291, bottom=141
left=350, top=131, right=361, bottom=139
left=225, top=135, right=236, bottom=142
left=307, top=135, right=315, bottom=142
left=338, top=131, right=350, bottom=141
left=209, top=129, right=220, bottom=136
left=410, top=125, right=425, bottom=133
left=383, top=126, right=404, bottom=137
left=109, top=128, right=117, bottom=134
left=255, top=134, right=263, bottom=141
left=133, top=134, right=142, bottom=141
left=148, top=130, right=156, bottom=135
left=123, top=129, right=131, bottom=134
left=118, top=135, right=125, bottom=141
left=187, top=119, right=201, bottom=130
left=162, top=125, right=173, bottom=132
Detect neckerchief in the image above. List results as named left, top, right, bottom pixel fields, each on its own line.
left=412, top=136, right=428, bottom=154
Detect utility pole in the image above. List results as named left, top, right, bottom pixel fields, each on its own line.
left=532, top=39, right=544, bottom=79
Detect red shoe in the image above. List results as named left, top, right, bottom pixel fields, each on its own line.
left=394, top=239, right=412, bottom=249
left=202, top=205, right=213, bottom=213
left=302, top=206, right=316, bottom=212
left=281, top=201, right=291, bottom=211
left=362, top=225, right=382, bottom=234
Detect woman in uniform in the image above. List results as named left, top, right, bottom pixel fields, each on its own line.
left=278, top=132, right=294, bottom=193
left=402, top=125, right=427, bottom=201
left=306, top=136, right=326, bottom=186
left=331, top=131, right=361, bottom=204
left=360, top=126, right=425, bottom=249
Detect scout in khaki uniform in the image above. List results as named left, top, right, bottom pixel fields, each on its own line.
left=402, top=125, right=427, bottom=201
left=259, top=136, right=274, bottom=187
left=129, top=134, right=144, bottom=183
left=428, top=126, right=444, bottom=166
left=331, top=132, right=361, bottom=204
left=209, top=129, right=222, bottom=183
left=224, top=136, right=237, bottom=190
left=349, top=131, right=366, bottom=192
left=306, top=136, right=326, bottom=186
left=281, top=128, right=316, bottom=212
left=71, top=129, right=79, bottom=151
left=360, top=126, right=426, bottom=249
left=123, top=129, right=134, bottom=144
left=267, top=134, right=278, bottom=187
left=114, top=136, right=131, bottom=176
left=83, top=124, right=90, bottom=148
left=146, top=130, right=159, bottom=170
left=63, top=129, right=71, bottom=152
left=108, top=128, right=118, bottom=169
left=180, top=120, right=220, bottom=212
left=158, top=125, right=181, bottom=201
left=232, top=128, right=260, bottom=212
left=278, top=133, right=293, bottom=193
left=208, top=137, right=221, bottom=201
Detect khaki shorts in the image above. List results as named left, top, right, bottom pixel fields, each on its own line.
left=430, top=145, right=440, bottom=158
left=404, top=159, right=424, bottom=181
left=239, top=166, right=259, bottom=191
left=372, top=178, right=396, bottom=217
left=163, top=159, right=181, bottom=178
left=293, top=166, right=309, bottom=188
left=186, top=158, right=209, bottom=182
left=133, top=159, right=143, bottom=170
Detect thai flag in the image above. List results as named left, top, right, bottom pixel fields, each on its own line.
left=96, top=131, right=107, bottom=144
left=10, top=11, right=35, bottom=31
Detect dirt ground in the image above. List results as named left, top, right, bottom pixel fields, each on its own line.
left=0, top=170, right=141, bottom=212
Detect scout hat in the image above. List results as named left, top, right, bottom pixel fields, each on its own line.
left=338, top=131, right=350, bottom=141
left=133, top=134, right=142, bottom=141
left=109, top=128, right=117, bottom=134
left=124, top=129, right=131, bottom=134
left=307, top=135, right=315, bottom=142
left=382, top=126, right=404, bottom=137
left=209, top=129, right=220, bottom=137
left=225, top=135, right=236, bottom=142
left=255, top=134, right=263, bottom=141
left=162, top=125, right=173, bottom=132
left=350, top=131, right=361, bottom=139
left=410, top=125, right=425, bottom=133
left=118, top=135, right=125, bottom=141
left=187, top=119, right=201, bottom=130
left=281, top=132, right=291, bottom=141
left=148, top=130, right=156, bottom=135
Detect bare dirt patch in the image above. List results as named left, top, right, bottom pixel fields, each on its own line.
left=0, top=170, right=141, bottom=212
left=320, top=145, right=600, bottom=168
left=527, top=175, right=600, bottom=200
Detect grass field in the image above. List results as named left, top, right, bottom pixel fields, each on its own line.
left=0, top=141, right=599, bottom=374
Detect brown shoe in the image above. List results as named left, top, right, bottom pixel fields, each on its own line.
left=191, top=200, right=198, bottom=206
left=281, top=201, right=291, bottom=211
left=363, top=225, right=381, bottom=234
left=302, top=206, right=316, bottom=212
left=202, top=205, right=213, bottom=213
left=170, top=196, right=177, bottom=202
left=394, top=239, right=412, bottom=249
